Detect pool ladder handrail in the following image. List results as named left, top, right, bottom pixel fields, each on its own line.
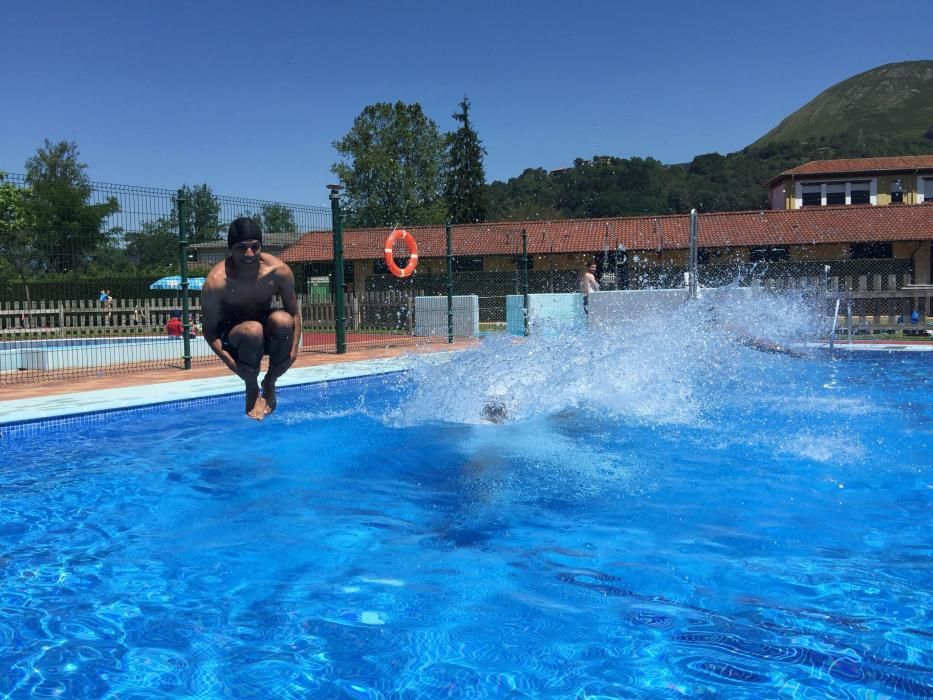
left=828, top=294, right=855, bottom=351
left=829, top=297, right=841, bottom=351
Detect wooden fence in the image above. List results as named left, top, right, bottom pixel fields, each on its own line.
left=763, top=272, right=932, bottom=330
left=0, top=297, right=200, bottom=333
left=0, top=291, right=418, bottom=336
left=3, top=279, right=930, bottom=338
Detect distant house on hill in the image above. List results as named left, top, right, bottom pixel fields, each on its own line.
left=767, top=155, right=933, bottom=209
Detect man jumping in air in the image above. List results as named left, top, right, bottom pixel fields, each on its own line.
left=201, top=217, right=302, bottom=420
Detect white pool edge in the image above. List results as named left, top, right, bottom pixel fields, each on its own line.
left=804, top=342, right=933, bottom=352
left=0, top=353, right=459, bottom=426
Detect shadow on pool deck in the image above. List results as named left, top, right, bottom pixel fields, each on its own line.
left=0, top=339, right=478, bottom=403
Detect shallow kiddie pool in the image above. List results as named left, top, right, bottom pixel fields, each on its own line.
left=0, top=335, right=212, bottom=372
left=1, top=317, right=931, bottom=697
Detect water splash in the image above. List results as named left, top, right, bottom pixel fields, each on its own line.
left=389, top=290, right=823, bottom=429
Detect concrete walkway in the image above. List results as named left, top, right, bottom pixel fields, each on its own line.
left=0, top=342, right=471, bottom=425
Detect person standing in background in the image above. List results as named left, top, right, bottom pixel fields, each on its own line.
left=580, top=261, right=600, bottom=315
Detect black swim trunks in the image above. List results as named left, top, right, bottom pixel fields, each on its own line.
left=217, top=310, right=273, bottom=354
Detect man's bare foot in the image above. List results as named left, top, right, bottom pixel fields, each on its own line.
left=245, top=384, right=267, bottom=421
left=261, top=376, right=277, bottom=415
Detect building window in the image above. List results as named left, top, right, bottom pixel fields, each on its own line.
left=511, top=255, right=534, bottom=270
left=373, top=259, right=394, bottom=274
left=849, top=242, right=892, bottom=259
left=749, top=246, right=789, bottom=263
left=451, top=256, right=484, bottom=272
left=922, top=178, right=933, bottom=203
left=890, top=180, right=904, bottom=204
left=304, top=261, right=354, bottom=284
left=801, top=184, right=821, bottom=207
left=699, top=248, right=732, bottom=264
left=826, top=183, right=845, bottom=206
left=850, top=182, right=870, bottom=205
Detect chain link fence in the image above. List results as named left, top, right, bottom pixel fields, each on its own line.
left=0, top=173, right=331, bottom=384
left=2, top=171, right=930, bottom=386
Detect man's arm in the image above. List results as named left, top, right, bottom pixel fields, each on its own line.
left=272, top=263, right=302, bottom=371
left=201, top=278, right=244, bottom=376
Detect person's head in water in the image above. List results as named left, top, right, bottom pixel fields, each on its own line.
left=227, top=217, right=263, bottom=264
left=482, top=400, right=511, bottom=424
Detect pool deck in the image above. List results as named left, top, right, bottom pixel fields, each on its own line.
left=0, top=341, right=473, bottom=425
left=2, top=336, right=930, bottom=427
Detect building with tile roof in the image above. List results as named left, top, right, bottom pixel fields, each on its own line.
left=281, top=203, right=933, bottom=296
left=188, top=231, right=298, bottom=265
left=767, top=155, right=933, bottom=209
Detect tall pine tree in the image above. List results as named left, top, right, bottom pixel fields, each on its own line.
left=444, top=97, right=487, bottom=224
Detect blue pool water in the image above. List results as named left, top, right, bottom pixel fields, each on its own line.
left=1, top=318, right=932, bottom=697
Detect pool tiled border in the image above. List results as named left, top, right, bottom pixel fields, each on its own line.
left=0, top=354, right=451, bottom=439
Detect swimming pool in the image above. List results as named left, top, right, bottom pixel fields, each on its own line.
left=1, top=335, right=213, bottom=372
left=1, top=324, right=931, bottom=697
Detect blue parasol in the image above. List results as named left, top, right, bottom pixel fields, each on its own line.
left=148, top=276, right=206, bottom=291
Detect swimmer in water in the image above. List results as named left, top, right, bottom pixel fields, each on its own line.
left=706, top=309, right=805, bottom=359
left=482, top=400, right=511, bottom=424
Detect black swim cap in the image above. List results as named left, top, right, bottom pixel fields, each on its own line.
left=227, top=217, right=263, bottom=248
left=482, top=400, right=510, bottom=424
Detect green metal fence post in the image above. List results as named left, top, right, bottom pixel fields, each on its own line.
left=177, top=188, right=192, bottom=369
left=328, top=185, right=346, bottom=354
left=446, top=223, right=453, bottom=343
left=522, top=228, right=529, bottom=336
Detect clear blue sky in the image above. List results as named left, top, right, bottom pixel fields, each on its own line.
left=2, top=0, right=929, bottom=207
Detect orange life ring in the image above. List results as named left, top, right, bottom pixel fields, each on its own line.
left=383, top=229, right=419, bottom=278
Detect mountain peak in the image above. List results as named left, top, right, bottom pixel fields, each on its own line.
left=751, top=60, right=933, bottom=148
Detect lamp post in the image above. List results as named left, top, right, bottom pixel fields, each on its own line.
left=688, top=209, right=699, bottom=299
left=521, top=228, right=529, bottom=336
left=446, top=223, right=453, bottom=343
left=328, top=184, right=346, bottom=354
left=177, top=188, right=192, bottom=369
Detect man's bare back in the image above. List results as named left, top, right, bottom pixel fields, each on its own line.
left=201, top=218, right=302, bottom=421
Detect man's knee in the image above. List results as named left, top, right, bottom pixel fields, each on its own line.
left=229, top=320, right=264, bottom=348
left=265, top=310, right=293, bottom=338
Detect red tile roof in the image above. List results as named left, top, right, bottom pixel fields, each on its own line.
left=768, top=155, right=933, bottom=185
left=279, top=204, right=933, bottom=262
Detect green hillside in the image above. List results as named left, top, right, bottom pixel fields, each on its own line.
left=751, top=61, right=933, bottom=148
left=486, top=61, right=933, bottom=220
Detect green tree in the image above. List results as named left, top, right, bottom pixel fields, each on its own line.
left=332, top=101, right=447, bottom=228
left=174, top=184, right=221, bottom=243
left=24, top=139, right=119, bottom=273
left=0, top=172, right=37, bottom=300
left=260, top=203, right=296, bottom=233
left=444, top=97, right=487, bottom=224
left=486, top=168, right=559, bottom=221
left=125, top=216, right=178, bottom=269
